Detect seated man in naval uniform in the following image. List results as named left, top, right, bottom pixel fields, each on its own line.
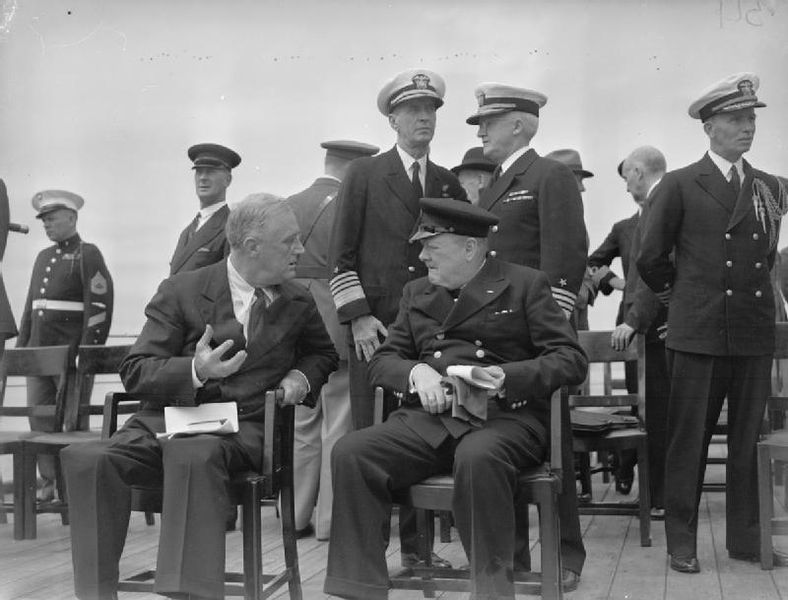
left=324, top=197, right=588, bottom=600
left=62, top=194, right=338, bottom=600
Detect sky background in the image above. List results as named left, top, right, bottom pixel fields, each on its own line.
left=1, top=0, right=787, bottom=339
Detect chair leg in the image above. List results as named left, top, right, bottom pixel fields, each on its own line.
left=279, top=466, right=302, bottom=600
left=537, top=489, right=563, bottom=600
left=439, top=510, right=452, bottom=543
left=577, top=453, right=592, bottom=498
left=242, top=479, right=263, bottom=600
left=636, top=439, right=652, bottom=547
left=758, top=444, right=774, bottom=569
left=144, top=512, right=156, bottom=526
left=54, top=453, right=69, bottom=526
left=416, top=508, right=436, bottom=599
left=600, top=451, right=611, bottom=483
left=0, top=473, right=7, bottom=525
left=21, top=445, right=37, bottom=540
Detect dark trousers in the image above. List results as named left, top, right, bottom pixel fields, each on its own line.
left=324, top=409, right=544, bottom=600
left=618, top=341, right=670, bottom=508
left=664, top=350, right=771, bottom=558
left=61, top=412, right=264, bottom=600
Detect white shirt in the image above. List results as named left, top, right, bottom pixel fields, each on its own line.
left=196, top=201, right=227, bottom=231
left=396, top=144, right=427, bottom=192
left=500, top=145, right=531, bottom=176
left=707, top=150, right=744, bottom=184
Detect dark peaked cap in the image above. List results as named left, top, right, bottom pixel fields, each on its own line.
left=410, top=197, right=499, bottom=242
left=321, top=140, right=380, bottom=161
left=188, top=143, right=242, bottom=170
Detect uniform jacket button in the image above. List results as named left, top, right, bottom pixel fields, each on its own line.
left=726, top=289, right=733, bottom=296
left=725, top=233, right=731, bottom=240
left=433, top=350, right=442, bottom=358
left=436, top=332, right=444, bottom=340
left=755, top=262, right=762, bottom=269
left=489, top=250, right=497, bottom=258
left=408, top=266, right=415, bottom=272
left=725, top=261, right=732, bottom=267
left=491, top=225, right=499, bottom=233
left=475, top=340, right=482, bottom=346
left=475, top=349, right=485, bottom=358
left=753, top=233, right=759, bottom=240
left=755, top=290, right=763, bottom=298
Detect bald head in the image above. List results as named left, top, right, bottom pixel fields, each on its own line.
left=621, top=146, right=667, bottom=204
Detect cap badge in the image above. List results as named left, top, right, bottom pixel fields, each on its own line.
left=412, top=73, right=430, bottom=90
left=738, top=80, right=755, bottom=96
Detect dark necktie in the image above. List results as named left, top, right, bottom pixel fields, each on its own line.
left=186, top=213, right=200, bottom=241
left=247, top=288, right=268, bottom=339
left=729, top=166, right=741, bottom=197
left=411, top=161, right=424, bottom=199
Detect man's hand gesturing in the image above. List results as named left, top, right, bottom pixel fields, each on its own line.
left=193, top=324, right=247, bottom=382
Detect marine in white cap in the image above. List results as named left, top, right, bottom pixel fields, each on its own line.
left=467, top=81, right=589, bottom=591
left=169, top=142, right=242, bottom=275
left=325, top=69, right=467, bottom=586
left=637, top=72, right=788, bottom=574
left=17, top=189, right=114, bottom=502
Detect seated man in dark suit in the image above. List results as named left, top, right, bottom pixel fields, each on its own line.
left=62, top=193, right=338, bottom=600
left=324, top=198, right=587, bottom=600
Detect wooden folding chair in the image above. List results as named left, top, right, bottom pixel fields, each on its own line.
left=0, top=345, right=72, bottom=540
left=570, top=330, right=651, bottom=547
left=103, top=389, right=302, bottom=599
left=377, top=386, right=566, bottom=600
left=22, top=344, right=133, bottom=538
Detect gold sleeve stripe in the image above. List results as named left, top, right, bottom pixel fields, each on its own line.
left=330, top=271, right=366, bottom=309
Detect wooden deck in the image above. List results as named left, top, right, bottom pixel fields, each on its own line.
left=3, top=462, right=788, bottom=600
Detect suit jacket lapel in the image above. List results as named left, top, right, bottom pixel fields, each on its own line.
left=172, top=205, right=229, bottom=272
left=480, top=149, right=538, bottom=211
left=382, top=146, right=420, bottom=218
left=695, top=154, right=737, bottom=215
left=442, top=261, right=508, bottom=332
left=197, top=261, right=236, bottom=331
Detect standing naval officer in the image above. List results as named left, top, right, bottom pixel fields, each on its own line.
left=288, top=139, right=379, bottom=540
left=328, top=68, right=467, bottom=569
left=17, top=190, right=113, bottom=502
left=169, top=142, right=241, bottom=275
left=638, top=73, right=788, bottom=573
left=468, top=83, right=588, bottom=589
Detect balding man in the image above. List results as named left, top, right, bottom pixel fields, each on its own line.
left=468, top=83, right=588, bottom=589
left=638, top=73, right=788, bottom=573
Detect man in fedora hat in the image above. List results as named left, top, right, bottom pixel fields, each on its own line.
left=638, top=72, right=788, bottom=573
left=325, top=197, right=587, bottom=600
left=467, top=82, right=588, bottom=589
left=169, top=142, right=242, bottom=275
left=451, top=146, right=497, bottom=204
left=17, top=189, right=113, bottom=502
left=328, top=68, right=467, bottom=569
left=288, top=139, right=379, bottom=541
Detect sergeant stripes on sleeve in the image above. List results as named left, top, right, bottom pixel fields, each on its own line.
left=551, top=286, right=577, bottom=315
left=330, top=270, right=366, bottom=311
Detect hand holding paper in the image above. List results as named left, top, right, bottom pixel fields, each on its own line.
left=442, top=365, right=506, bottom=426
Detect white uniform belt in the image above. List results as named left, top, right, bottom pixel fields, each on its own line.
left=31, top=299, right=84, bottom=311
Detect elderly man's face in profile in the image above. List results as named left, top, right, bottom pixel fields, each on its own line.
left=246, top=211, right=304, bottom=286
left=390, top=97, right=436, bottom=148
left=194, top=167, right=231, bottom=205
left=418, top=234, right=469, bottom=290
left=705, top=108, right=756, bottom=162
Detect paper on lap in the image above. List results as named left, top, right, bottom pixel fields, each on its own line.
left=157, top=401, right=239, bottom=440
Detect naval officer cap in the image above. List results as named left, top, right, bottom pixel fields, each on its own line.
left=377, top=69, right=446, bottom=116
left=321, top=140, right=380, bottom=161
left=410, top=197, right=499, bottom=242
left=32, top=190, right=85, bottom=218
left=451, top=147, right=496, bottom=175
left=466, top=83, right=548, bottom=125
left=688, top=72, right=766, bottom=121
left=188, top=143, right=242, bottom=170
left=545, top=148, right=593, bottom=179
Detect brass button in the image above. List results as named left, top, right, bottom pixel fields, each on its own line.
left=725, top=261, right=732, bottom=267
left=753, top=233, right=759, bottom=240
left=39, top=288, right=45, bottom=294
left=489, top=250, right=497, bottom=258
left=43, top=277, right=49, bottom=283
left=37, top=310, right=44, bottom=317
left=56, top=248, right=62, bottom=254
left=475, top=349, right=485, bottom=358
left=726, top=289, right=733, bottom=296
left=755, top=290, right=763, bottom=298
left=433, top=351, right=442, bottom=358
left=475, top=340, right=482, bottom=346
left=50, top=258, right=57, bottom=263
left=755, top=262, right=762, bottom=269
left=408, top=266, right=416, bottom=273
left=725, top=233, right=731, bottom=240
left=436, top=333, right=445, bottom=340
left=491, top=225, right=499, bottom=233
left=45, top=267, right=51, bottom=272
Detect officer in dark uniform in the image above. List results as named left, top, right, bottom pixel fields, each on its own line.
left=17, top=190, right=113, bottom=501
left=328, top=68, right=467, bottom=569
left=288, top=139, right=379, bottom=540
left=638, top=72, right=788, bottom=573
left=169, top=143, right=241, bottom=275
left=467, top=83, right=588, bottom=589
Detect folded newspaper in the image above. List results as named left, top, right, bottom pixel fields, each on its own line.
left=443, top=365, right=505, bottom=427
left=157, top=401, right=239, bottom=440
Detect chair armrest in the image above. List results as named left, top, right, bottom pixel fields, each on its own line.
left=373, top=386, right=404, bottom=424
left=101, top=392, right=141, bottom=439
left=549, top=387, right=565, bottom=478
left=262, top=389, right=288, bottom=498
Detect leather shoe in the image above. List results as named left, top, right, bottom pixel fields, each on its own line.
left=650, top=507, right=666, bottom=520
left=729, top=548, right=788, bottom=566
left=670, top=555, right=700, bottom=573
left=36, top=479, right=56, bottom=503
left=295, top=523, right=314, bottom=539
left=561, top=569, right=580, bottom=592
left=401, top=551, right=452, bottom=569
left=615, top=477, right=633, bottom=495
